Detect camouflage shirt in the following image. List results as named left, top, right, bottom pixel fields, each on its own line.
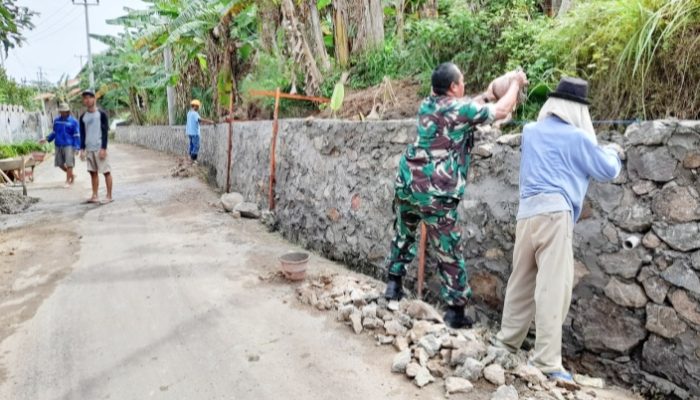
left=395, top=96, right=494, bottom=201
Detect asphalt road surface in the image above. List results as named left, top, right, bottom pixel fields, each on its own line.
left=0, top=144, right=445, bottom=400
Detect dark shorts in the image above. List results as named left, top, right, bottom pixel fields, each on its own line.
left=55, top=147, right=75, bottom=168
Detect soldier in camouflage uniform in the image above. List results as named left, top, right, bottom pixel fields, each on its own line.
left=384, top=62, right=527, bottom=329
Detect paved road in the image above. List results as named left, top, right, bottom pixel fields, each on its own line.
left=0, top=144, right=443, bottom=400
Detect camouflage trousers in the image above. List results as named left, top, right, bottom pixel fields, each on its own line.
left=386, top=194, right=471, bottom=306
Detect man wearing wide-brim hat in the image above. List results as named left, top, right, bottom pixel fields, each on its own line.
left=42, top=102, right=80, bottom=187
left=494, top=77, right=624, bottom=383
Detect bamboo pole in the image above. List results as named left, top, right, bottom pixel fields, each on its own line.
left=248, top=90, right=329, bottom=104
left=269, top=87, right=281, bottom=210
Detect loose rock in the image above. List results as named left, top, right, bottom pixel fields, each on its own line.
left=391, top=349, right=411, bottom=373
left=384, top=319, right=408, bottom=336
left=484, top=363, right=506, bottom=386
left=405, top=361, right=421, bottom=378
left=574, top=374, right=605, bottom=389
left=393, top=336, right=409, bottom=352
left=404, top=300, right=443, bottom=322
left=414, top=366, right=435, bottom=388
left=427, top=359, right=447, bottom=378
left=445, top=377, right=473, bottom=394
left=514, top=364, right=547, bottom=385
left=455, top=357, right=484, bottom=380
left=350, top=311, right=363, bottom=334
left=491, top=384, right=519, bottom=400
left=220, top=192, right=244, bottom=212
left=417, top=334, right=442, bottom=357
left=234, top=202, right=261, bottom=219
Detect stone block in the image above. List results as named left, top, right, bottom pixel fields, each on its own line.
left=627, top=147, right=677, bottom=182
left=574, top=296, right=646, bottom=353
left=653, top=222, right=700, bottom=252
left=604, top=278, right=648, bottom=308
left=646, top=304, right=687, bottom=338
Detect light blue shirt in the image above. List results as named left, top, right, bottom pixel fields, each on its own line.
left=186, top=110, right=200, bottom=136
left=517, top=116, right=622, bottom=222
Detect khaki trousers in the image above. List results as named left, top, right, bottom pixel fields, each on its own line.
left=496, top=211, right=574, bottom=373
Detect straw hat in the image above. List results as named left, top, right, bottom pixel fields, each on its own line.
left=190, top=99, right=201, bottom=107
left=58, top=103, right=70, bottom=112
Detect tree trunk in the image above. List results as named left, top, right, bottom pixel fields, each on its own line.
left=557, top=0, right=574, bottom=17
left=303, top=0, right=331, bottom=70
left=332, top=0, right=384, bottom=58
left=420, top=0, right=438, bottom=19
left=280, top=0, right=324, bottom=95
left=128, top=87, right=144, bottom=125
left=352, top=0, right=384, bottom=54
left=332, top=0, right=351, bottom=67
left=260, top=2, right=281, bottom=52
left=395, top=0, right=405, bottom=45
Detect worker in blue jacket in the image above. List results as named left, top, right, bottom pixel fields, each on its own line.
left=42, top=103, right=80, bottom=187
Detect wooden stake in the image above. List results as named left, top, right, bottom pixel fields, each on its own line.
left=417, top=222, right=427, bottom=298
left=269, top=87, right=281, bottom=211
left=21, top=156, right=27, bottom=196
left=226, top=89, right=234, bottom=193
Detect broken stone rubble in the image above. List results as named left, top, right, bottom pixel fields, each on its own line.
left=295, top=272, right=609, bottom=399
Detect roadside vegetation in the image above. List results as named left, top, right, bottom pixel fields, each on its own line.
left=2, top=0, right=700, bottom=122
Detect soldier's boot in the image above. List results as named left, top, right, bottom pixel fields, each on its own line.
left=384, top=274, right=404, bottom=301
left=444, top=305, right=474, bottom=329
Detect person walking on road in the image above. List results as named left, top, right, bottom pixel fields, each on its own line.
left=186, top=99, right=216, bottom=164
left=78, top=90, right=113, bottom=204
left=494, top=77, right=623, bottom=383
left=383, top=62, right=527, bottom=329
left=42, top=102, right=80, bottom=187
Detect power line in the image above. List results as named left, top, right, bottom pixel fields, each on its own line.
left=24, top=9, right=83, bottom=42
left=28, top=0, right=74, bottom=30
left=25, top=6, right=81, bottom=40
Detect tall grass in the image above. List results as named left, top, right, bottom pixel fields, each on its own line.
left=543, top=0, right=700, bottom=119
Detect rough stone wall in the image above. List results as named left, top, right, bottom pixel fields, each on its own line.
left=116, top=119, right=700, bottom=398
left=0, top=104, right=49, bottom=144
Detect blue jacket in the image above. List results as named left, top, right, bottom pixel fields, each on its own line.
left=47, top=115, right=80, bottom=148
left=518, top=116, right=621, bottom=222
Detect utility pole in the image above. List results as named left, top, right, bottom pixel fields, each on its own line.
left=164, top=46, right=176, bottom=126
left=37, top=67, right=46, bottom=90
left=73, top=0, right=99, bottom=90
left=37, top=68, right=46, bottom=113
left=74, top=54, right=85, bottom=70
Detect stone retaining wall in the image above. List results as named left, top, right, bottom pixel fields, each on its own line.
left=0, top=104, right=49, bottom=144
left=117, top=119, right=700, bottom=398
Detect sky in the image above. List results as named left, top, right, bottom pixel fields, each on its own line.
left=4, top=0, right=147, bottom=84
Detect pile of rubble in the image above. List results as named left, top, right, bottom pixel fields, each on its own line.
left=0, top=189, right=38, bottom=214
left=170, top=157, right=200, bottom=178
left=296, top=272, right=605, bottom=400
